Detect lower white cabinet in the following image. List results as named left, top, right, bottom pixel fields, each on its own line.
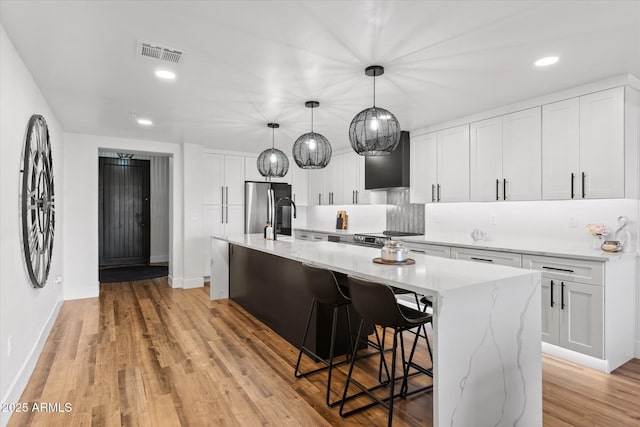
left=203, top=205, right=243, bottom=272
left=450, top=247, right=522, bottom=267
left=405, top=243, right=451, bottom=258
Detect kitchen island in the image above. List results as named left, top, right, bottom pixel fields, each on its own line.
left=211, top=234, right=542, bottom=427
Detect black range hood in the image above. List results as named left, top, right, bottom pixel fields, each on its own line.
left=364, top=131, right=410, bottom=190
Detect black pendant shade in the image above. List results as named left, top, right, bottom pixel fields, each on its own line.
left=292, top=101, right=332, bottom=169
left=258, top=123, right=289, bottom=178
left=349, top=65, right=401, bottom=156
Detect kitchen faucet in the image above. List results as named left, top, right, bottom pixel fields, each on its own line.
left=273, top=197, right=296, bottom=241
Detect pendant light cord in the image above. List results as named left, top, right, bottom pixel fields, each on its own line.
left=373, top=72, right=376, bottom=107
left=271, top=126, right=275, bottom=150
left=311, top=106, right=314, bottom=133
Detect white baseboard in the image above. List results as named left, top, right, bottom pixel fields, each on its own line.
left=542, top=342, right=609, bottom=373
left=635, top=340, right=640, bottom=358
left=1, top=299, right=63, bottom=427
left=183, top=277, right=204, bottom=289
left=150, top=255, right=168, bottom=263
left=168, top=275, right=183, bottom=288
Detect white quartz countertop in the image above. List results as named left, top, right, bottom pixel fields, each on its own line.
left=399, top=235, right=633, bottom=262
left=213, top=234, right=538, bottom=297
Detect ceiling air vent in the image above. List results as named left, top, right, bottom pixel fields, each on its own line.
left=136, top=41, right=184, bottom=64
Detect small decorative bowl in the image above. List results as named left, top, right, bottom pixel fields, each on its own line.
left=601, top=240, right=622, bottom=252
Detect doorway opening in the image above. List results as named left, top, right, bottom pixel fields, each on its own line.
left=98, top=151, right=170, bottom=283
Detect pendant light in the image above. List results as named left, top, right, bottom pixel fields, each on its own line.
left=257, top=123, right=289, bottom=178
left=292, top=101, right=332, bottom=169
left=348, top=65, right=401, bottom=156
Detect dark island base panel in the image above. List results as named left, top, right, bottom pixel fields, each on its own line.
left=229, top=244, right=368, bottom=359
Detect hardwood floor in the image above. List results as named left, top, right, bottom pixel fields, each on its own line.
left=8, top=279, right=640, bottom=426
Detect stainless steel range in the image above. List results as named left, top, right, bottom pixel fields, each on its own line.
left=352, top=231, right=424, bottom=248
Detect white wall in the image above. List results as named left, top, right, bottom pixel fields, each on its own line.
left=424, top=198, right=640, bottom=356
left=99, top=151, right=170, bottom=263
left=63, top=133, right=185, bottom=299
left=306, top=205, right=387, bottom=233
left=0, top=25, right=65, bottom=426
left=182, top=143, right=204, bottom=288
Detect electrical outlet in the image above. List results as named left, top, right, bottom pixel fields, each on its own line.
left=568, top=216, right=577, bottom=228
left=7, top=335, right=12, bottom=357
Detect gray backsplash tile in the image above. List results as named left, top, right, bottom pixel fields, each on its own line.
left=385, top=189, right=425, bottom=233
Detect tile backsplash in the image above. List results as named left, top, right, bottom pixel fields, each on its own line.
left=386, top=189, right=425, bottom=233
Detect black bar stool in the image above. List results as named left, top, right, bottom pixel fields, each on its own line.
left=294, top=263, right=354, bottom=407
left=340, top=276, right=433, bottom=427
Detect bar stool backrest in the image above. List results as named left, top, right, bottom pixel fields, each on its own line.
left=347, top=276, right=408, bottom=328
left=301, top=263, right=349, bottom=305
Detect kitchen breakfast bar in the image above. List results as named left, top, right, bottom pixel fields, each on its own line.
left=210, top=234, right=542, bottom=426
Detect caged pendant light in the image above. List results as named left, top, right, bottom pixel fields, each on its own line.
left=257, top=123, right=289, bottom=178
left=292, top=101, right=332, bottom=169
left=348, top=65, right=401, bottom=156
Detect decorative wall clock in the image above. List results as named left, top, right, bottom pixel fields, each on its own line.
left=20, top=114, right=55, bottom=288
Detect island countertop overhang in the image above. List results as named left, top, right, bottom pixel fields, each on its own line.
left=213, top=234, right=539, bottom=297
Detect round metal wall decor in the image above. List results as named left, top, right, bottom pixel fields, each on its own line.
left=21, top=114, right=55, bottom=288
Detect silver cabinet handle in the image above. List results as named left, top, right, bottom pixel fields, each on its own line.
left=581, top=172, right=586, bottom=198
left=356, top=190, right=359, bottom=204
left=437, top=184, right=441, bottom=202
left=570, top=173, right=575, bottom=199
left=221, top=186, right=224, bottom=205
left=221, top=206, right=224, bottom=224
left=432, top=184, right=435, bottom=203
left=226, top=205, right=229, bottom=224
left=410, top=249, right=426, bottom=254
left=226, top=186, right=229, bottom=205
left=496, top=179, right=500, bottom=201
left=319, top=193, right=321, bottom=205
left=503, top=179, right=507, bottom=201
left=352, top=190, right=355, bottom=204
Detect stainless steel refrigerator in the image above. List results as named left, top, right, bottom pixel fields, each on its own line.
left=245, top=181, right=292, bottom=236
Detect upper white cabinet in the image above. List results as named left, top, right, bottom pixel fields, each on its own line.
left=410, top=125, right=469, bottom=203
left=224, top=155, right=245, bottom=205
left=542, top=98, right=581, bottom=200
left=542, top=87, right=625, bottom=200
left=579, top=87, right=625, bottom=199
left=291, top=166, right=308, bottom=206
left=244, top=156, right=265, bottom=183
left=342, top=152, right=360, bottom=204
left=204, top=153, right=245, bottom=206
left=470, top=107, right=541, bottom=201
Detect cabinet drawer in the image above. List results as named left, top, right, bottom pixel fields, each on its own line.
left=450, top=247, right=522, bottom=267
left=311, top=234, right=327, bottom=241
left=403, top=242, right=451, bottom=258
left=522, top=255, right=603, bottom=286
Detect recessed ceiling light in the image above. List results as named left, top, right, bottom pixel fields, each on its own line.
left=137, top=118, right=153, bottom=126
left=534, top=56, right=559, bottom=67
left=155, top=69, right=176, bottom=80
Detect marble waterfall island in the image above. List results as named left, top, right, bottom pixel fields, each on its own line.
left=211, top=234, right=542, bottom=427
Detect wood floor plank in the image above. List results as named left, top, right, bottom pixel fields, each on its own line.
left=7, top=279, right=640, bottom=426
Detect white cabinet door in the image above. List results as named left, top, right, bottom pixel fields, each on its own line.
left=437, top=125, right=470, bottom=202
left=470, top=117, right=503, bottom=201
left=410, top=132, right=437, bottom=203
left=326, top=154, right=344, bottom=205
left=291, top=166, right=308, bottom=206
left=225, top=205, right=244, bottom=235
left=450, top=247, right=522, bottom=267
left=307, top=169, right=324, bottom=206
left=407, top=244, right=451, bottom=258
left=224, top=155, right=245, bottom=205
left=342, top=152, right=360, bottom=204
left=244, top=156, right=264, bottom=183
left=203, top=205, right=224, bottom=272
left=502, top=107, right=541, bottom=201
left=579, top=87, right=625, bottom=199
left=541, top=278, right=560, bottom=345
left=203, top=154, right=225, bottom=205
left=542, top=98, right=580, bottom=200
left=559, top=280, right=604, bottom=358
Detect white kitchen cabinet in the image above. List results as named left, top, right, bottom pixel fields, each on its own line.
left=470, top=117, right=503, bottom=201
left=437, top=125, right=470, bottom=202
left=307, top=169, right=324, bottom=206
left=541, top=278, right=560, bottom=345
left=579, top=87, right=625, bottom=199
left=342, top=152, right=360, bottom=204
left=405, top=243, right=451, bottom=258
left=450, top=247, right=522, bottom=267
left=410, top=132, right=437, bottom=203
left=225, top=205, right=244, bottom=235
left=224, top=156, right=245, bottom=205
left=470, top=108, right=541, bottom=201
left=502, top=107, right=541, bottom=200
left=542, top=88, right=624, bottom=200
left=560, top=280, right=603, bottom=358
left=410, top=125, right=468, bottom=204
left=204, top=153, right=245, bottom=205
left=291, top=166, right=308, bottom=206
left=325, top=154, right=344, bottom=205
left=542, top=98, right=581, bottom=200
left=203, top=153, right=225, bottom=205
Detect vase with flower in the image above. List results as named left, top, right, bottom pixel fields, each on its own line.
left=586, top=223, right=609, bottom=250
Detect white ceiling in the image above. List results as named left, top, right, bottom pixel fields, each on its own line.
left=1, top=1, right=639, bottom=153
